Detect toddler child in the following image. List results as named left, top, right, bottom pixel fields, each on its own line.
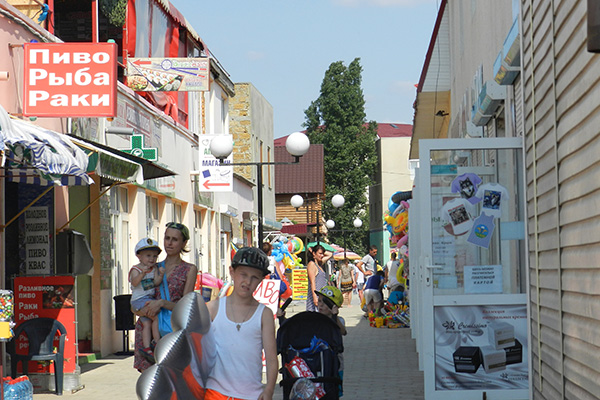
left=315, top=285, right=346, bottom=397
left=129, top=238, right=164, bottom=363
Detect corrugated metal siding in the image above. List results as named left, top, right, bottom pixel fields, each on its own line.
left=523, top=0, right=600, bottom=398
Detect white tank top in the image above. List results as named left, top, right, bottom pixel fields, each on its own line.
left=206, top=296, right=265, bottom=399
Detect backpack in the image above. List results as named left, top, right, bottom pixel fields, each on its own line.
left=277, top=312, right=344, bottom=400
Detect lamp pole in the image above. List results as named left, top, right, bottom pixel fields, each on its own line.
left=210, top=132, right=311, bottom=245
left=291, top=193, right=345, bottom=246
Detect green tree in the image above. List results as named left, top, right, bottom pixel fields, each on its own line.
left=303, top=58, right=378, bottom=254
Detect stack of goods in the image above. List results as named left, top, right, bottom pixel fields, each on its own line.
left=368, top=303, right=410, bottom=328
left=0, top=290, right=14, bottom=340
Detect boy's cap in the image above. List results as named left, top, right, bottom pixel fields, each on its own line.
left=232, top=247, right=270, bottom=275
left=315, top=285, right=343, bottom=308
left=135, top=238, right=162, bottom=254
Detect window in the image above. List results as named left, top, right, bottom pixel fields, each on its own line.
left=146, top=195, right=160, bottom=239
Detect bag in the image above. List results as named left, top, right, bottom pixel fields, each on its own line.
left=158, top=274, right=173, bottom=337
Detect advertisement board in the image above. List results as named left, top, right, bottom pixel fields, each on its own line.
left=13, top=276, right=77, bottom=374
left=23, top=43, right=117, bottom=117
left=198, top=134, right=233, bottom=192
left=126, top=57, right=209, bottom=92
left=434, top=304, right=528, bottom=390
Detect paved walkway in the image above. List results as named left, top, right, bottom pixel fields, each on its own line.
left=33, top=295, right=424, bottom=399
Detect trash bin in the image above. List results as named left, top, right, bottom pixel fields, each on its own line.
left=113, top=294, right=135, bottom=355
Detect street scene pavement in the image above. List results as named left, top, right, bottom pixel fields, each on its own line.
left=33, top=295, right=423, bottom=399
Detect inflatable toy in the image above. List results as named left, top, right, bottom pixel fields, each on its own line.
left=136, top=292, right=215, bottom=399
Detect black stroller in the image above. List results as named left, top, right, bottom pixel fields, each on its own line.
left=277, top=311, right=344, bottom=400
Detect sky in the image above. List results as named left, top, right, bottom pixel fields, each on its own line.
left=173, top=0, right=440, bottom=138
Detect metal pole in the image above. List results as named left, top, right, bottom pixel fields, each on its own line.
left=257, top=163, right=264, bottom=244
left=315, top=209, right=320, bottom=244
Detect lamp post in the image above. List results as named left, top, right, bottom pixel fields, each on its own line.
left=210, top=131, right=310, bottom=244
left=326, top=217, right=363, bottom=259
left=290, top=194, right=345, bottom=244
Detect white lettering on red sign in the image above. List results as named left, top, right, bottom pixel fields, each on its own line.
left=23, top=43, right=117, bottom=117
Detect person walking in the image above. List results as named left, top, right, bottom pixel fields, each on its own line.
left=306, top=244, right=329, bottom=312
left=337, top=259, right=356, bottom=307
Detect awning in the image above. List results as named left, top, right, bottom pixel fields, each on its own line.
left=69, top=136, right=144, bottom=185
left=69, top=135, right=176, bottom=183
left=0, top=105, right=94, bottom=186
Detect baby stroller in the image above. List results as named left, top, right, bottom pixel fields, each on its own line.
left=277, top=311, right=344, bottom=400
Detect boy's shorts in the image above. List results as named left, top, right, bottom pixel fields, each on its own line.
left=364, top=289, right=382, bottom=304
left=131, top=295, right=154, bottom=312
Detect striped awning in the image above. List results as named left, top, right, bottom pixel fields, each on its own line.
left=0, top=105, right=93, bottom=186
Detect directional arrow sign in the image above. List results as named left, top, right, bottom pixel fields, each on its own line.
left=203, top=181, right=231, bottom=190
left=199, top=134, right=232, bottom=192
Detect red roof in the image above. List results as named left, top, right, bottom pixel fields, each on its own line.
left=274, top=144, right=324, bottom=195
left=377, top=123, right=413, bottom=138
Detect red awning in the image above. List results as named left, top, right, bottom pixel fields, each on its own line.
left=281, top=223, right=313, bottom=235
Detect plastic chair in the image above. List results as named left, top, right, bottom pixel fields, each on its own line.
left=9, top=317, right=66, bottom=395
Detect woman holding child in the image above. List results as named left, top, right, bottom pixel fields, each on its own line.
left=133, top=222, right=198, bottom=372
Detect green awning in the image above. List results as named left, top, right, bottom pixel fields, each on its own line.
left=69, top=136, right=144, bottom=185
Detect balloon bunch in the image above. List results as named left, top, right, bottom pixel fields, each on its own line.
left=270, top=236, right=304, bottom=299
left=136, top=292, right=215, bottom=399
left=383, top=192, right=410, bottom=248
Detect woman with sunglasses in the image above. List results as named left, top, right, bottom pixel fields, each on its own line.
left=133, top=222, right=198, bottom=372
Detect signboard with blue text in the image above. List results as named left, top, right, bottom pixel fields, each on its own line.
left=199, top=134, right=233, bottom=192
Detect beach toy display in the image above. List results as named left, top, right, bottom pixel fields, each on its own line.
left=0, top=290, right=14, bottom=340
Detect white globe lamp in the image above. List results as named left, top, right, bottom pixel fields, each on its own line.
left=331, top=194, right=345, bottom=209
left=290, top=195, right=304, bottom=209
left=353, top=218, right=363, bottom=228
left=210, top=135, right=234, bottom=160
left=325, top=219, right=335, bottom=229
left=285, top=132, right=311, bottom=158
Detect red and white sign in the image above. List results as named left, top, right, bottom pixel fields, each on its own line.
left=13, top=276, right=77, bottom=375
left=23, top=42, right=118, bottom=117
left=253, top=279, right=281, bottom=316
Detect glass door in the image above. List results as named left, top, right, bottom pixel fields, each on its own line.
left=418, top=138, right=529, bottom=400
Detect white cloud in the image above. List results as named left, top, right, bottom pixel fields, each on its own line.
left=332, top=0, right=434, bottom=7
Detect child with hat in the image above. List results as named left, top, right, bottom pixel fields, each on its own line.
left=129, top=238, right=164, bottom=363
left=205, top=247, right=278, bottom=400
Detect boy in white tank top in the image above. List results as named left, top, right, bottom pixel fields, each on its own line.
left=205, top=247, right=277, bottom=400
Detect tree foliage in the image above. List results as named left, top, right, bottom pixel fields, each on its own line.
left=303, top=58, right=378, bottom=254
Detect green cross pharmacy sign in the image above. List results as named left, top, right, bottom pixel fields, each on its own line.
left=121, top=134, right=157, bottom=161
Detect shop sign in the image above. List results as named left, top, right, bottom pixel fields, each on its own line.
left=13, top=276, right=77, bottom=374
left=24, top=207, right=50, bottom=275
left=126, top=57, right=210, bottom=92
left=199, top=134, right=233, bottom=192
left=23, top=42, right=118, bottom=117
left=291, top=268, right=308, bottom=301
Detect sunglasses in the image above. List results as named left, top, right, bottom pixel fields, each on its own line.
left=166, top=222, right=190, bottom=240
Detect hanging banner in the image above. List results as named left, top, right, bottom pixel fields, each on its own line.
left=126, top=57, right=210, bottom=92
left=23, top=42, right=118, bottom=117
left=434, top=304, right=528, bottom=390
left=13, top=276, right=77, bottom=375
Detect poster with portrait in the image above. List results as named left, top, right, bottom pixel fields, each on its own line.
left=434, top=304, right=528, bottom=390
